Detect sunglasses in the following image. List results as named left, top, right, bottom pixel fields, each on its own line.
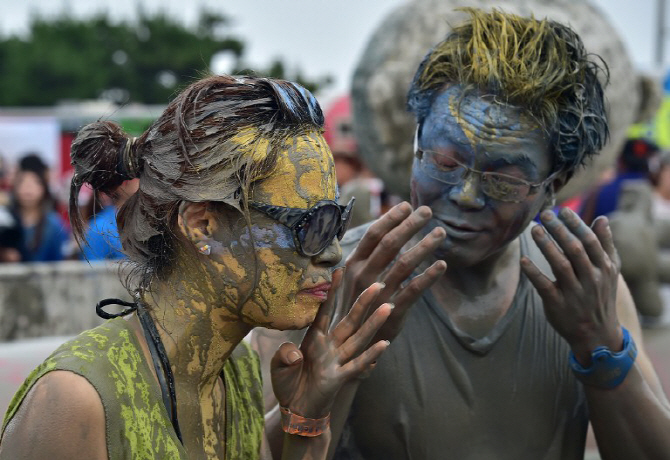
left=249, top=197, right=355, bottom=257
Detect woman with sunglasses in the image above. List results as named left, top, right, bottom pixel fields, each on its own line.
left=0, top=76, right=445, bottom=460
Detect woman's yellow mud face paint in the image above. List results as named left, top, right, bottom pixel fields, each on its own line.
left=210, top=131, right=340, bottom=330
left=252, top=131, right=337, bottom=206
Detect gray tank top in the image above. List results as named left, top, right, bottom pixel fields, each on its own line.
left=335, top=224, right=588, bottom=459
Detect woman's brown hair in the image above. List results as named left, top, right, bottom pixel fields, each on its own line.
left=69, top=75, right=325, bottom=294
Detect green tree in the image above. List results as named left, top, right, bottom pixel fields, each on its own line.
left=0, top=8, right=330, bottom=106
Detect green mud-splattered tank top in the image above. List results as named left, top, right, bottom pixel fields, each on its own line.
left=2, top=317, right=264, bottom=459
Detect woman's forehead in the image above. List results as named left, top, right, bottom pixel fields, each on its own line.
left=251, top=131, right=337, bottom=208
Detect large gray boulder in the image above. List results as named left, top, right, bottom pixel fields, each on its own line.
left=352, top=0, right=653, bottom=201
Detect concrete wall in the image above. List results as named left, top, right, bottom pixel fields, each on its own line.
left=0, top=261, right=131, bottom=341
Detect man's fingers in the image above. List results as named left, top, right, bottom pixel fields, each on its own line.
left=391, top=260, right=447, bottom=312
left=331, top=282, right=385, bottom=347
left=349, top=202, right=414, bottom=260
left=338, top=303, right=393, bottom=361
left=541, top=209, right=596, bottom=281
left=520, top=256, right=558, bottom=301
left=364, top=206, right=434, bottom=273
left=592, top=216, right=620, bottom=269
left=530, top=223, right=578, bottom=287
left=380, top=227, right=446, bottom=292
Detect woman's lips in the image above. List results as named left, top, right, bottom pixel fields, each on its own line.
left=299, top=283, right=332, bottom=300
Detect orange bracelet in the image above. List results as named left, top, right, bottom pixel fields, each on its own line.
left=280, top=406, right=330, bottom=437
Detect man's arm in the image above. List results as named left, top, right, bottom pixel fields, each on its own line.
left=585, top=277, right=670, bottom=459
left=522, top=208, right=670, bottom=460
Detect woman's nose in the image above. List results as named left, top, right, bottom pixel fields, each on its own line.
left=312, top=238, right=342, bottom=267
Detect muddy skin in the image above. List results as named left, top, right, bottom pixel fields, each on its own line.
left=127, top=130, right=341, bottom=458
left=410, top=86, right=557, bottom=337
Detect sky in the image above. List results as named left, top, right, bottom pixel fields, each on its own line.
left=0, top=0, right=666, bottom=104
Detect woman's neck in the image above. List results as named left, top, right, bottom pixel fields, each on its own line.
left=140, top=270, right=251, bottom=393
left=19, top=205, right=42, bottom=227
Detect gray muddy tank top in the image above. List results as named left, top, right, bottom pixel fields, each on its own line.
left=335, top=224, right=588, bottom=459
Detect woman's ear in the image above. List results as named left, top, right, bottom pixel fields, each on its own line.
left=177, top=201, right=219, bottom=252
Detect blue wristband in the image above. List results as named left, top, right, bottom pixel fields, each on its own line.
left=568, top=327, right=637, bottom=389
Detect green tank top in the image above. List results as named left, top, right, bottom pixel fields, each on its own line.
left=2, top=317, right=264, bottom=459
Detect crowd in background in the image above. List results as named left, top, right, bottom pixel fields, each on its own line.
left=0, top=152, right=129, bottom=263
left=2, top=93, right=670, bottom=327
left=0, top=94, right=397, bottom=265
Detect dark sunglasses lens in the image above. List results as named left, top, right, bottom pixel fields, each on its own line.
left=297, top=204, right=341, bottom=256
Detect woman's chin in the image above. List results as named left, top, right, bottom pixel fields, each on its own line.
left=271, top=303, right=321, bottom=330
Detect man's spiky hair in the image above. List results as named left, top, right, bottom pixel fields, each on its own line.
left=407, top=8, right=609, bottom=173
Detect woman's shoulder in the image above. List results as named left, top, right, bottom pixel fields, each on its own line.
left=228, top=340, right=263, bottom=384
left=49, top=318, right=138, bottom=363
left=2, top=318, right=182, bottom=459
left=0, top=370, right=107, bottom=459
left=3, top=319, right=138, bottom=424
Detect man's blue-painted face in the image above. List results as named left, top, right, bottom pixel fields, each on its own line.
left=410, top=85, right=555, bottom=266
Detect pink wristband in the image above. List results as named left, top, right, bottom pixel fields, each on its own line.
left=280, top=406, right=330, bottom=437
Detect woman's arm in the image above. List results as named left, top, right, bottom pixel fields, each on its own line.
left=261, top=203, right=447, bottom=459
left=0, top=371, right=107, bottom=460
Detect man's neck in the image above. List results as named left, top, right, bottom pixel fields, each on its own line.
left=426, top=238, right=521, bottom=338
left=441, top=238, right=520, bottom=297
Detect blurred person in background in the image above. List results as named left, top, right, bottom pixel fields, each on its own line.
left=10, top=154, right=68, bottom=262
left=80, top=178, right=139, bottom=261
left=580, top=139, right=667, bottom=323
left=324, top=95, right=388, bottom=228
left=607, top=181, right=665, bottom=324
left=651, top=151, right=670, bottom=314
left=0, top=205, right=23, bottom=262
left=652, top=150, right=670, bottom=220
left=0, top=155, right=10, bottom=206
left=580, top=138, right=660, bottom=225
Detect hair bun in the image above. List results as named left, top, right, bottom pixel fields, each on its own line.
left=70, top=121, right=137, bottom=192
left=118, top=136, right=142, bottom=180
left=69, top=120, right=139, bottom=245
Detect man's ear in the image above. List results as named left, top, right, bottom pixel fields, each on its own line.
left=544, top=171, right=570, bottom=208
left=177, top=201, right=219, bottom=244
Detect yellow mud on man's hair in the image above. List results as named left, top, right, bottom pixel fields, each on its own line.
left=419, top=8, right=592, bottom=129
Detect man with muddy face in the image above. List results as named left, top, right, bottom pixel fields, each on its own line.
left=317, top=8, right=670, bottom=460
left=411, top=86, right=554, bottom=267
